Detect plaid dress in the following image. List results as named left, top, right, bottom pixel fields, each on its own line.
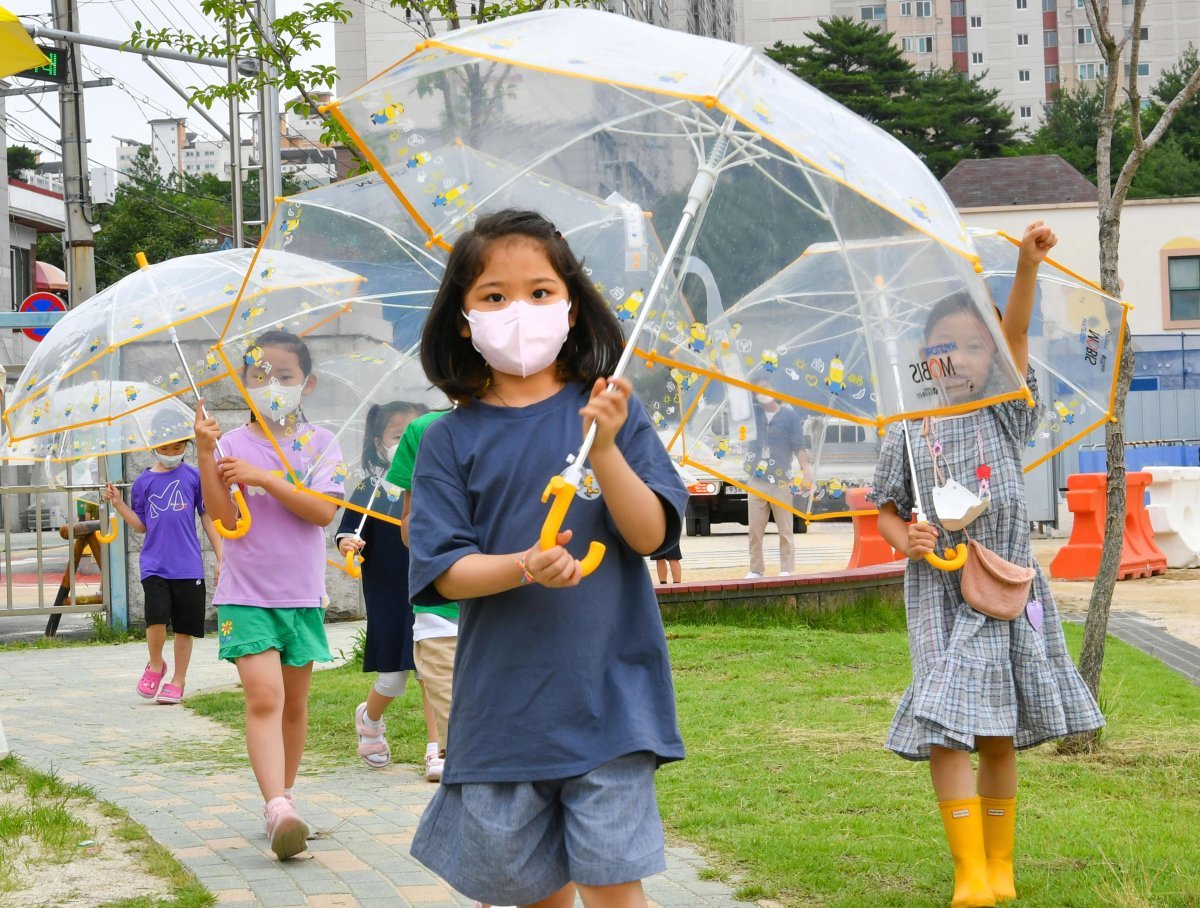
left=869, top=370, right=1105, bottom=760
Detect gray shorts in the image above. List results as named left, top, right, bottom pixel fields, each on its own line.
left=410, top=751, right=666, bottom=905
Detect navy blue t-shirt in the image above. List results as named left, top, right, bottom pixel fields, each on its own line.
left=408, top=382, right=688, bottom=784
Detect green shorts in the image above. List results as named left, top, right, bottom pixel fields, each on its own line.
left=216, top=605, right=332, bottom=666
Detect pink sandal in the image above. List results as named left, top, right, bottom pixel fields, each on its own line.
left=136, top=662, right=167, bottom=699
left=156, top=682, right=184, bottom=704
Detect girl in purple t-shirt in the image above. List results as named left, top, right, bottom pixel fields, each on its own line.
left=104, top=427, right=222, bottom=705
left=194, top=329, right=344, bottom=862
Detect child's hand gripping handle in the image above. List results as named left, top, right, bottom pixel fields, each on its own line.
left=213, top=486, right=252, bottom=539
left=540, top=475, right=605, bottom=577
left=913, top=511, right=968, bottom=571
left=342, top=545, right=364, bottom=580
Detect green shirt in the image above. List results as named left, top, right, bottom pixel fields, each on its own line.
left=388, top=410, right=458, bottom=620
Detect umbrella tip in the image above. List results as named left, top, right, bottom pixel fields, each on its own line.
left=135, top=251, right=149, bottom=270
left=972, top=257, right=983, bottom=274
left=317, top=104, right=328, bottom=115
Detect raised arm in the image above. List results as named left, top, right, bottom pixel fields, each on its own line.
left=1003, top=220, right=1057, bottom=375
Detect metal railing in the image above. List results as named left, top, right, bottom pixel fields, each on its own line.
left=1, top=479, right=110, bottom=631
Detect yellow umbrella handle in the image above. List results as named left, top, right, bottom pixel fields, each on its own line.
left=342, top=547, right=364, bottom=579
left=924, top=544, right=968, bottom=572
left=214, top=487, right=252, bottom=539
left=539, top=475, right=605, bottom=577
left=95, top=515, right=119, bottom=544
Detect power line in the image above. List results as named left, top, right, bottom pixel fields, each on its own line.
left=5, top=114, right=236, bottom=232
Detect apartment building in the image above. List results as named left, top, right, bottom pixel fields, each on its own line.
left=740, top=0, right=1199, bottom=127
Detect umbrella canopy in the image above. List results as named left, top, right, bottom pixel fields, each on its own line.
left=971, top=228, right=1131, bottom=472
left=2, top=379, right=194, bottom=461
left=0, top=6, right=49, bottom=79
left=327, top=10, right=1024, bottom=432
left=327, top=9, right=1021, bottom=571
left=217, top=153, right=669, bottom=527
left=2, top=249, right=362, bottom=446
left=213, top=176, right=445, bottom=527
left=34, top=260, right=68, bottom=291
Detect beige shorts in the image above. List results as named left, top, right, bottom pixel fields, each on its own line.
left=414, top=635, right=456, bottom=754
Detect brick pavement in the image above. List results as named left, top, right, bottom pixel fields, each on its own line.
left=0, top=623, right=750, bottom=907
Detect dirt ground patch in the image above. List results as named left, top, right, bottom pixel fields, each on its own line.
left=0, top=777, right=170, bottom=908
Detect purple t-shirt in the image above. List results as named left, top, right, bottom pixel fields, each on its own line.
left=210, top=423, right=345, bottom=608
left=130, top=463, right=205, bottom=581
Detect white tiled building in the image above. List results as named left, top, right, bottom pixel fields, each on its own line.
left=115, top=120, right=253, bottom=185
left=738, top=0, right=1199, bottom=128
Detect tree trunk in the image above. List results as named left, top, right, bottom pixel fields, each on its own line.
left=1059, top=209, right=1133, bottom=754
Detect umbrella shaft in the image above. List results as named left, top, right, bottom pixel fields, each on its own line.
left=354, top=482, right=382, bottom=538
left=170, top=334, right=227, bottom=459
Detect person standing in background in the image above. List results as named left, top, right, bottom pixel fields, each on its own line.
left=745, top=394, right=809, bottom=578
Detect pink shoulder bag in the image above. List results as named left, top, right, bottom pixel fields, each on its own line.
left=959, top=539, right=1035, bottom=621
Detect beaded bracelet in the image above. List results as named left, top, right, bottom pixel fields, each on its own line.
left=517, top=553, right=534, bottom=585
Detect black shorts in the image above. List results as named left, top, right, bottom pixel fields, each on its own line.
left=142, top=575, right=206, bottom=637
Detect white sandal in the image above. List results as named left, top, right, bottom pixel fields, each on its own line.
left=354, top=702, right=391, bottom=768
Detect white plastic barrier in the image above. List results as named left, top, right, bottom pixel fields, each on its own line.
left=0, top=718, right=8, bottom=759
left=1146, top=466, right=1200, bottom=569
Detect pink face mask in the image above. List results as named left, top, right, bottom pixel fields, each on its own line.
left=463, top=299, right=571, bottom=378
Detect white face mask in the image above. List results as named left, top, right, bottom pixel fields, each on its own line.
left=931, top=478, right=990, bottom=531
left=155, top=452, right=185, bottom=468
left=380, top=442, right=399, bottom=464
left=463, top=299, right=571, bottom=379
left=249, top=380, right=304, bottom=421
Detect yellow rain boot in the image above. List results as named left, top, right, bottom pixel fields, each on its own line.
left=938, top=797, right=997, bottom=908
left=980, top=797, right=1017, bottom=902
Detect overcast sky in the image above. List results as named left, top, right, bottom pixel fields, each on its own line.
left=4, top=0, right=336, bottom=171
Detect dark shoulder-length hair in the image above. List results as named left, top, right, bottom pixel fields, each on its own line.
left=361, top=400, right=426, bottom=473
left=420, top=209, right=626, bottom=404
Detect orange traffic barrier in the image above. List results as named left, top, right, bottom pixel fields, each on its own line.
left=1050, top=472, right=1167, bottom=581
left=846, top=487, right=905, bottom=569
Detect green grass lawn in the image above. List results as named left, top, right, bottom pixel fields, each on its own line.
left=187, top=610, right=1200, bottom=907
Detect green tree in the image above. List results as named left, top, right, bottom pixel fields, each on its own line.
left=6, top=144, right=38, bottom=176
left=1022, top=84, right=1131, bottom=184
left=1147, top=46, right=1200, bottom=161
left=768, top=18, right=917, bottom=129
left=914, top=67, right=1016, bottom=177
left=1128, top=135, right=1200, bottom=198
left=767, top=18, right=1015, bottom=177
left=91, top=147, right=230, bottom=290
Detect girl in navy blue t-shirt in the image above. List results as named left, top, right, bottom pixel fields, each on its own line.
left=407, top=209, right=687, bottom=908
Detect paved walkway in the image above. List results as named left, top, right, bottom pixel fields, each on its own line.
left=0, top=624, right=749, bottom=908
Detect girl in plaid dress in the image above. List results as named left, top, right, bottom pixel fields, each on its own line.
left=871, top=222, right=1104, bottom=908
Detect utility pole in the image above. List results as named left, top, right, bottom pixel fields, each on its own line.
left=52, top=0, right=96, bottom=306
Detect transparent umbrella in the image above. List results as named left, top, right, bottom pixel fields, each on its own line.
left=216, top=150, right=669, bottom=578
left=326, top=8, right=1022, bottom=575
